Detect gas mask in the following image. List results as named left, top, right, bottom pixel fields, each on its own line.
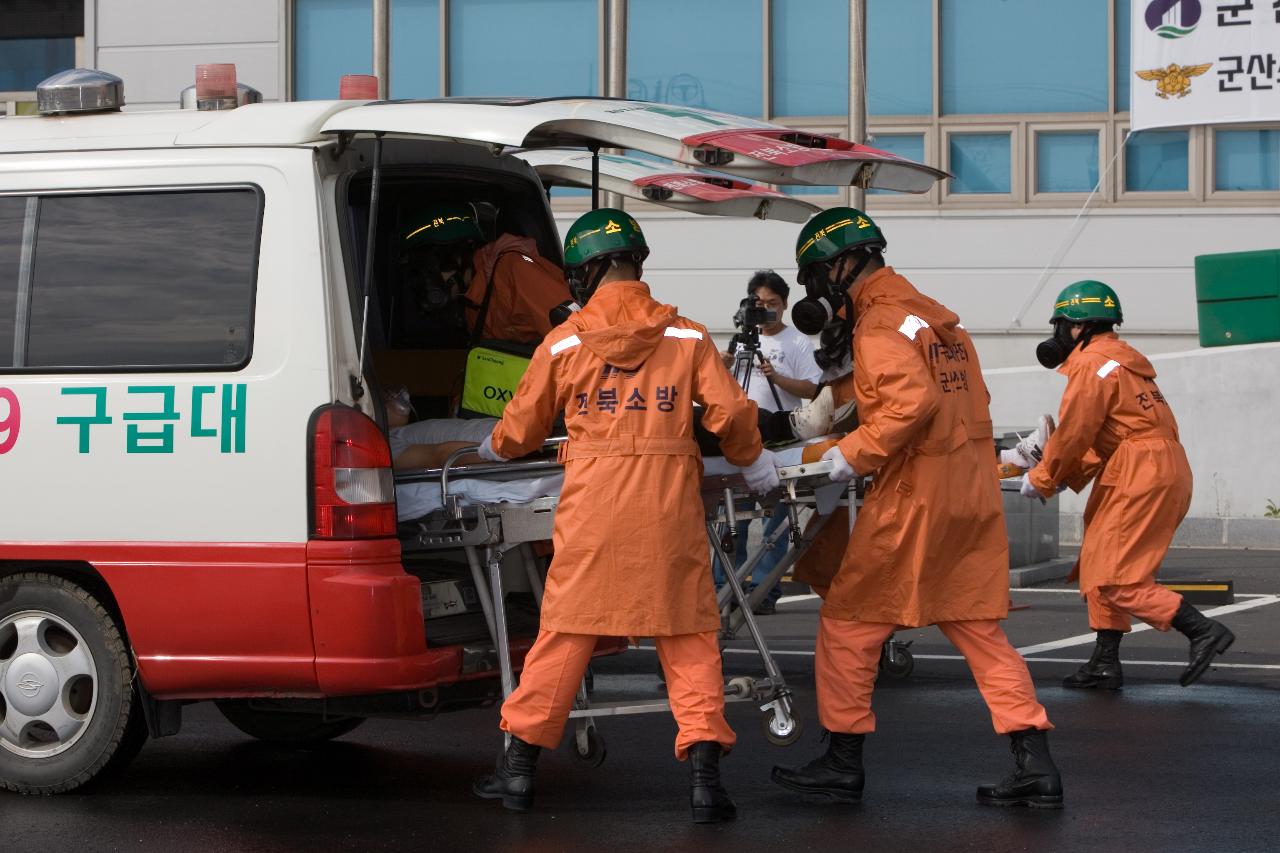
left=548, top=299, right=582, bottom=327
left=791, top=292, right=841, bottom=335
left=1036, top=320, right=1079, bottom=369
left=813, top=321, right=851, bottom=372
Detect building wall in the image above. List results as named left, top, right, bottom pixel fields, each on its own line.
left=85, top=0, right=285, bottom=110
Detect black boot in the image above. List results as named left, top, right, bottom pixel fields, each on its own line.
left=473, top=735, right=540, bottom=812
left=1171, top=598, right=1235, bottom=686
left=1062, top=629, right=1124, bottom=689
left=771, top=732, right=864, bottom=803
left=977, top=728, right=1063, bottom=809
left=689, top=741, right=736, bottom=823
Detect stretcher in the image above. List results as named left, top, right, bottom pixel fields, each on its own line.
left=394, top=439, right=861, bottom=763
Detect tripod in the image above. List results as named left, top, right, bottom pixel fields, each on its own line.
left=730, top=325, right=784, bottom=410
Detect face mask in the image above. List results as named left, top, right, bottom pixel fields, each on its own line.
left=791, top=293, right=841, bottom=335
left=1036, top=321, right=1078, bottom=369
left=387, top=386, right=413, bottom=417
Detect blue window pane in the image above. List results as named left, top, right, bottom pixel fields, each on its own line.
left=941, top=0, right=1108, bottom=114
left=0, top=38, right=76, bottom=91
left=1036, top=132, right=1100, bottom=193
left=783, top=185, right=841, bottom=196
left=869, top=0, right=933, bottom=115
left=949, top=133, right=1011, bottom=194
left=772, top=0, right=847, bottom=116
left=295, top=0, right=371, bottom=100
left=868, top=133, right=926, bottom=195
left=450, top=0, right=597, bottom=97
left=1116, top=0, right=1131, bottom=112
left=1215, top=130, right=1280, bottom=191
left=1125, top=130, right=1188, bottom=191
left=391, top=0, right=440, bottom=98
left=629, top=0, right=763, bottom=118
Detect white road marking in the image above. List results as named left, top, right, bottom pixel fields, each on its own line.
left=713, top=647, right=1280, bottom=672
left=779, top=589, right=1277, bottom=605
left=1015, top=594, right=1280, bottom=655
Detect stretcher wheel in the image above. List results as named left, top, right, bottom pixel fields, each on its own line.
left=879, top=645, right=914, bottom=679
left=574, top=726, right=607, bottom=767
left=727, top=676, right=755, bottom=699
left=762, top=709, right=803, bottom=746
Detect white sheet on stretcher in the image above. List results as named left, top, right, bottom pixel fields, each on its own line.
left=396, top=446, right=806, bottom=521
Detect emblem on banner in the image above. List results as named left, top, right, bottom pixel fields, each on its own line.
left=1136, top=63, right=1213, bottom=99
left=1144, top=0, right=1202, bottom=39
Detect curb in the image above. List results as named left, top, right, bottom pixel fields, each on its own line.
left=1009, top=557, right=1075, bottom=588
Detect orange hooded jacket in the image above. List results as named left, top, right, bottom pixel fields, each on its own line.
left=820, top=267, right=1009, bottom=627
left=1028, top=333, right=1191, bottom=593
left=464, top=234, right=574, bottom=344
left=488, top=280, right=764, bottom=636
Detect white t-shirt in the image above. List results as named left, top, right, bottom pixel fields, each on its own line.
left=732, top=324, right=822, bottom=412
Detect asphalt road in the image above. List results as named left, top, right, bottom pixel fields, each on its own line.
left=3, top=548, right=1278, bottom=853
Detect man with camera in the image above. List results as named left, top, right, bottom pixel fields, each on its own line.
left=718, top=271, right=823, bottom=614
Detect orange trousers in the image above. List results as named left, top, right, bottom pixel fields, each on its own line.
left=1086, top=580, right=1182, bottom=632
left=816, top=616, right=1052, bottom=736
left=500, top=629, right=735, bottom=760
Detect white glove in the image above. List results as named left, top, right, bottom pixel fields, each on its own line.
left=1020, top=472, right=1046, bottom=503
left=477, top=432, right=509, bottom=463
left=741, top=449, right=781, bottom=494
left=822, top=445, right=855, bottom=484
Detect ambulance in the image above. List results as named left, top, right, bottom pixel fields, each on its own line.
left=0, top=67, right=943, bottom=793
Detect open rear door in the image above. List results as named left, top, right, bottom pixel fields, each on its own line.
left=320, top=98, right=948, bottom=192
left=516, top=149, right=820, bottom=222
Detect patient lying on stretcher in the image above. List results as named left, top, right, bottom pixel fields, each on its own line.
left=385, top=379, right=856, bottom=523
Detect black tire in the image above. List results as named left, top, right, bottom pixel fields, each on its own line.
left=572, top=726, right=607, bottom=767
left=879, top=646, right=915, bottom=679
left=215, top=701, right=365, bottom=744
left=0, top=572, right=147, bottom=795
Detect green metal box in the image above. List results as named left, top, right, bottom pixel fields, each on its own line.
left=1195, top=249, right=1280, bottom=347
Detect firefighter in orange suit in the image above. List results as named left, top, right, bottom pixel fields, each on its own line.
left=403, top=203, right=575, bottom=345
left=771, top=208, right=1063, bottom=809
left=472, top=209, right=780, bottom=823
left=1023, top=281, right=1234, bottom=690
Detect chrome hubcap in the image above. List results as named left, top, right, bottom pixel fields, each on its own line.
left=0, top=611, right=98, bottom=758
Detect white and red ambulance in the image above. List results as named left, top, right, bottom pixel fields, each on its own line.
left=0, top=67, right=942, bottom=793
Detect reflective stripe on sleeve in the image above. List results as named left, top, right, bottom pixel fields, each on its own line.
left=1096, top=359, right=1120, bottom=378
left=550, top=335, right=581, bottom=355
left=664, top=327, right=703, bottom=340
left=898, top=314, right=930, bottom=341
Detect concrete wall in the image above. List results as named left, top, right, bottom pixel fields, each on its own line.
left=985, top=341, right=1280, bottom=548
left=86, top=0, right=285, bottom=111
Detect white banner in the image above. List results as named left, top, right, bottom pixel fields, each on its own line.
left=1131, top=0, right=1280, bottom=131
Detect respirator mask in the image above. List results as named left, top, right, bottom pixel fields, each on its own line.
left=548, top=299, right=582, bottom=327
left=1036, top=320, right=1080, bottom=369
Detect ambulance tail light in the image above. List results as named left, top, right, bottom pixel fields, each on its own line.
left=310, top=405, right=397, bottom=539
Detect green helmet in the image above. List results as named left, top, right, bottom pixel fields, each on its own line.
left=1050, top=280, right=1123, bottom=324
left=563, top=208, right=649, bottom=269
left=795, top=207, right=887, bottom=271
left=403, top=203, right=483, bottom=248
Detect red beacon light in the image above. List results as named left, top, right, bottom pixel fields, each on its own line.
left=195, top=63, right=238, bottom=110
left=179, top=63, right=262, bottom=110
left=339, top=74, right=379, bottom=100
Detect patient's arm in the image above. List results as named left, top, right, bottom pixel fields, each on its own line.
left=393, top=440, right=482, bottom=471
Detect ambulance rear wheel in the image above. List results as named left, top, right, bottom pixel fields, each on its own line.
left=0, top=572, right=148, bottom=794
left=215, top=701, right=366, bottom=745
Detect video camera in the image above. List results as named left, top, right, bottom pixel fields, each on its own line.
left=732, top=295, right=777, bottom=331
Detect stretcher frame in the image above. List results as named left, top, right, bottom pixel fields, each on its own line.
left=394, top=441, right=853, bottom=761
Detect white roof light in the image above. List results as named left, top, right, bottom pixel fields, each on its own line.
left=36, top=68, right=125, bottom=116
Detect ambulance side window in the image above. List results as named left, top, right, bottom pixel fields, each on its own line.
left=22, top=188, right=260, bottom=370
left=0, top=197, right=24, bottom=368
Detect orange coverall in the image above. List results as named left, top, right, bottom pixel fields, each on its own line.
left=488, top=280, right=764, bottom=758
left=817, top=267, right=1050, bottom=736
left=1028, top=333, right=1191, bottom=632
left=464, top=234, right=575, bottom=343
